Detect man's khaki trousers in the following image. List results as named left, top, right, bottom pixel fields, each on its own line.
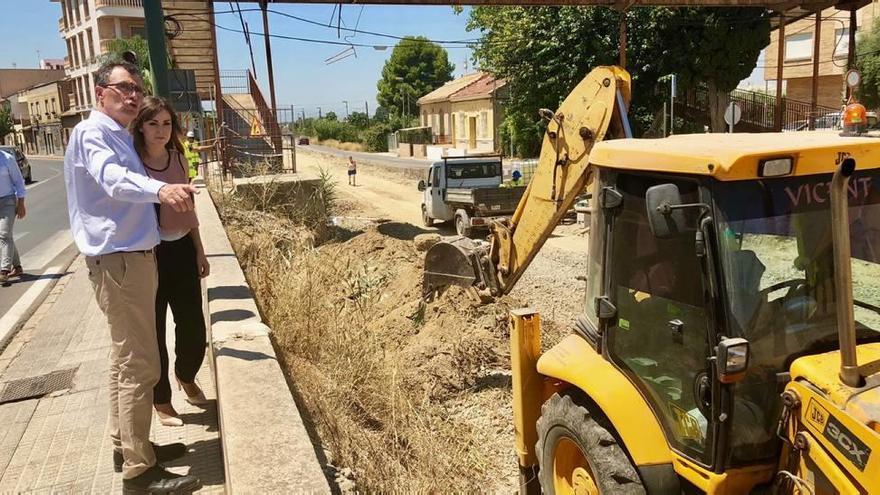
left=86, top=251, right=160, bottom=479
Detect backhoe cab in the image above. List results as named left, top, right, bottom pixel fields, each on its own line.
left=426, top=67, right=880, bottom=494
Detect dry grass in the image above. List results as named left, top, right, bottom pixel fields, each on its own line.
left=215, top=173, right=518, bottom=491
left=319, top=138, right=365, bottom=152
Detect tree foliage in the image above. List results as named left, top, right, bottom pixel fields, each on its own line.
left=857, top=21, right=880, bottom=108
left=0, top=106, right=13, bottom=142
left=465, top=6, right=770, bottom=153
left=377, top=36, right=454, bottom=117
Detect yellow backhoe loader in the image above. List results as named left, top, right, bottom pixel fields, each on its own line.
left=424, top=66, right=880, bottom=494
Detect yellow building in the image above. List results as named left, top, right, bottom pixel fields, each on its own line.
left=764, top=3, right=880, bottom=108
left=18, top=80, right=73, bottom=156
left=417, top=72, right=508, bottom=153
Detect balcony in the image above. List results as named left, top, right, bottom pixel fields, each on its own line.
left=58, top=17, right=66, bottom=32
left=95, top=0, right=143, bottom=8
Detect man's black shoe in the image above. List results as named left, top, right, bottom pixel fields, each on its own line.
left=122, top=465, right=202, bottom=494
left=113, top=443, right=187, bottom=473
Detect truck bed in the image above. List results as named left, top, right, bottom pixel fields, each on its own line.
left=446, top=186, right=526, bottom=216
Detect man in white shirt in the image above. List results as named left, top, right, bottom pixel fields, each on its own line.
left=0, top=148, right=26, bottom=284
left=64, top=61, right=201, bottom=494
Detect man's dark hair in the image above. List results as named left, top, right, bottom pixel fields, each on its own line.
left=94, top=61, right=142, bottom=87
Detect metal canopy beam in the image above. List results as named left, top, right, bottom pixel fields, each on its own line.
left=223, top=0, right=860, bottom=6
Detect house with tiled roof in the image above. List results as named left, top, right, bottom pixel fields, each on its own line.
left=417, top=71, right=508, bottom=154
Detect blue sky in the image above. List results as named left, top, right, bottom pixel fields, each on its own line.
left=1, top=2, right=763, bottom=115
left=0, top=2, right=475, bottom=117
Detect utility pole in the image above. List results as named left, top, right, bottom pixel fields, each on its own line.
left=259, top=0, right=278, bottom=117
left=143, top=0, right=170, bottom=97
left=318, top=106, right=322, bottom=119
left=343, top=100, right=349, bottom=119
left=365, top=101, right=369, bottom=123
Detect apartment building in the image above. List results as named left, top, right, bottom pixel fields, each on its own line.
left=53, top=0, right=145, bottom=121
left=18, top=80, right=73, bottom=156
left=764, top=3, right=880, bottom=108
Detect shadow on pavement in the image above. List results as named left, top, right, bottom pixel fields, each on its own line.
left=210, top=309, right=256, bottom=324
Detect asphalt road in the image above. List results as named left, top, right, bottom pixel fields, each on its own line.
left=0, top=157, right=78, bottom=320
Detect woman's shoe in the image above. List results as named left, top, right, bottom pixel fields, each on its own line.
left=176, top=377, right=209, bottom=406
left=155, top=403, right=183, bottom=427
left=8, top=266, right=23, bottom=278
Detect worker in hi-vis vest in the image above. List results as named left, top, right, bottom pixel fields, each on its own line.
left=182, top=131, right=213, bottom=181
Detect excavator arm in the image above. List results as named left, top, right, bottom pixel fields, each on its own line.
left=424, top=66, right=632, bottom=296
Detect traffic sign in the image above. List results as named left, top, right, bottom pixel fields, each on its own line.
left=724, top=102, right=741, bottom=132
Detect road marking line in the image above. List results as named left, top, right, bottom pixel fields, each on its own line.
left=21, top=230, right=73, bottom=271
left=0, top=263, right=67, bottom=349
left=13, top=232, right=28, bottom=243
left=25, top=170, right=63, bottom=190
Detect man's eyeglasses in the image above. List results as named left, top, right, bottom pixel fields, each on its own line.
left=102, top=82, right=144, bottom=96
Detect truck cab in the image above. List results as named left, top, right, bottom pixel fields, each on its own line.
left=418, top=156, right=525, bottom=237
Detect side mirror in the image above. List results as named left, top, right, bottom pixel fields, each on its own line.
left=417, top=180, right=427, bottom=192
left=716, top=337, right=750, bottom=383
left=646, top=183, right=687, bottom=239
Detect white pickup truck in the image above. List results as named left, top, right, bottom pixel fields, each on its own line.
left=417, top=156, right=526, bottom=237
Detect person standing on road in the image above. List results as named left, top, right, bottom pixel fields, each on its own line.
left=347, top=155, right=357, bottom=186
left=131, top=96, right=210, bottom=428
left=64, top=61, right=201, bottom=494
left=0, top=148, right=26, bottom=284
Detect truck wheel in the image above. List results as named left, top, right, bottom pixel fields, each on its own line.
left=536, top=393, right=645, bottom=495
left=422, top=206, right=433, bottom=227
left=455, top=212, right=472, bottom=238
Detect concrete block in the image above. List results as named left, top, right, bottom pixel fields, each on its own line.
left=197, top=184, right=330, bottom=493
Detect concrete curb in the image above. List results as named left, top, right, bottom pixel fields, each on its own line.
left=0, top=248, right=77, bottom=353
left=196, top=182, right=331, bottom=493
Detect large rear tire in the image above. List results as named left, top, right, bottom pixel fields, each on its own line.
left=454, top=211, right=472, bottom=238
left=422, top=205, right=433, bottom=227
left=536, top=393, right=645, bottom=495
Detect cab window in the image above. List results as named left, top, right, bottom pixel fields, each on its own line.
left=605, top=172, right=713, bottom=464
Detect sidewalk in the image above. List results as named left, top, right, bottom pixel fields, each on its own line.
left=0, top=257, right=224, bottom=493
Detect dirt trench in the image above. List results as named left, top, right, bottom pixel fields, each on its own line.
left=223, top=148, right=590, bottom=491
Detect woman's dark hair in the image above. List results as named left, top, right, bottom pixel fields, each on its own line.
left=130, top=96, right=186, bottom=158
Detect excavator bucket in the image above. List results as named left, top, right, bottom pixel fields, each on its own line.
left=422, top=236, right=489, bottom=293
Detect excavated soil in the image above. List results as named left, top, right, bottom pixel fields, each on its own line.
left=221, top=148, right=588, bottom=491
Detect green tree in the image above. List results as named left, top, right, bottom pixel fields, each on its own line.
left=347, top=111, right=370, bottom=128
left=857, top=21, right=880, bottom=108
left=0, top=106, right=13, bottom=143
left=376, top=36, right=454, bottom=117
left=465, top=6, right=770, bottom=152
left=373, top=106, right=390, bottom=122
left=649, top=8, right=770, bottom=132
left=324, top=111, right=338, bottom=122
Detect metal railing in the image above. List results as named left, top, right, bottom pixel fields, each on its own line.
left=675, top=85, right=840, bottom=132
left=220, top=70, right=249, bottom=94
left=94, top=0, right=143, bottom=8
left=247, top=71, right=282, bottom=153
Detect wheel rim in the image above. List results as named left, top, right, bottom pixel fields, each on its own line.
left=456, top=217, right=465, bottom=235
left=553, top=437, right=599, bottom=495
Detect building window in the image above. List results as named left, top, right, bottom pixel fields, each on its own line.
left=82, top=0, right=89, bottom=18
left=130, top=26, right=147, bottom=39
left=835, top=28, right=854, bottom=59
left=480, top=111, right=488, bottom=138
left=61, top=0, right=68, bottom=29
left=78, top=33, right=86, bottom=67
left=73, top=0, right=81, bottom=24
left=458, top=113, right=466, bottom=138
left=785, top=32, right=813, bottom=62
left=51, top=98, right=57, bottom=114
left=86, top=28, right=94, bottom=61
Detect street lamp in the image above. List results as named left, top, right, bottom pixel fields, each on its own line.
left=342, top=100, right=349, bottom=119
